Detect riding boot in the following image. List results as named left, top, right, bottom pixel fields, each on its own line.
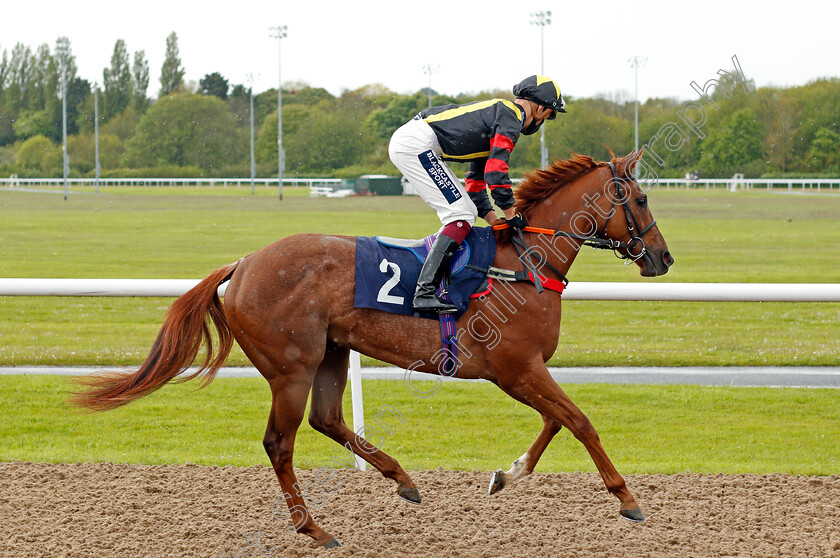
left=413, top=234, right=459, bottom=314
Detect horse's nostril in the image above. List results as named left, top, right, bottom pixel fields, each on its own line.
left=662, top=251, right=674, bottom=267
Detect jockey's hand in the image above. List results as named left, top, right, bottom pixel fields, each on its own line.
left=505, top=213, right=527, bottom=230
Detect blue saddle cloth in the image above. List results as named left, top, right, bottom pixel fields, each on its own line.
left=354, top=227, right=496, bottom=320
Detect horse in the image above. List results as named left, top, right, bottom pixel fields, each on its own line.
left=72, top=151, right=673, bottom=549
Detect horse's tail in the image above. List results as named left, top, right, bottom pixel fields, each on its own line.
left=70, top=260, right=241, bottom=412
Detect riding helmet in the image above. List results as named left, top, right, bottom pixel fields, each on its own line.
left=513, top=75, right=566, bottom=117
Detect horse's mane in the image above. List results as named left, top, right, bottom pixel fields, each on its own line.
left=492, top=153, right=607, bottom=244
left=514, top=154, right=605, bottom=216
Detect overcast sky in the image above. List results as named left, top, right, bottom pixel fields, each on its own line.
left=4, top=0, right=838, bottom=102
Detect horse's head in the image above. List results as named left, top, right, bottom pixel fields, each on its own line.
left=508, top=151, right=673, bottom=277
left=597, top=151, right=673, bottom=277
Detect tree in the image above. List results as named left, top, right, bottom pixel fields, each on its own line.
left=28, top=44, right=52, bottom=111
left=785, top=78, right=840, bottom=173
left=365, top=92, right=427, bottom=140
left=226, top=84, right=250, bottom=128
left=68, top=132, right=124, bottom=173
left=754, top=88, right=801, bottom=174
left=159, top=32, right=184, bottom=96
left=807, top=128, right=840, bottom=172
left=103, top=39, right=132, bottom=121
left=13, top=109, right=53, bottom=140
left=16, top=134, right=61, bottom=174
left=6, top=43, right=34, bottom=114
left=64, top=77, right=91, bottom=137
left=699, top=108, right=764, bottom=177
left=256, top=100, right=366, bottom=175
left=289, top=108, right=365, bottom=173
left=131, top=50, right=150, bottom=110
left=0, top=48, right=8, bottom=93
left=282, top=83, right=334, bottom=106
left=101, top=106, right=140, bottom=141
left=542, top=98, right=633, bottom=163
left=123, top=93, right=242, bottom=169
left=255, top=104, right=311, bottom=168
left=230, top=84, right=248, bottom=99
left=200, top=72, right=229, bottom=99
left=629, top=97, right=703, bottom=175
left=337, top=83, right=394, bottom=116
left=0, top=109, right=13, bottom=146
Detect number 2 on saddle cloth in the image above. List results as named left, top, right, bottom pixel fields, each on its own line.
left=353, top=227, right=497, bottom=376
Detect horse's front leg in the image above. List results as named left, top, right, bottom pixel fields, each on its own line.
left=492, top=358, right=645, bottom=522
left=488, top=415, right=561, bottom=494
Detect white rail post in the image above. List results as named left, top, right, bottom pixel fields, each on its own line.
left=349, top=350, right=366, bottom=470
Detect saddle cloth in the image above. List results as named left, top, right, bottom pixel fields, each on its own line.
left=353, top=227, right=496, bottom=320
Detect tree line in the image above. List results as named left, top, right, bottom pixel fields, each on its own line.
left=0, top=35, right=837, bottom=180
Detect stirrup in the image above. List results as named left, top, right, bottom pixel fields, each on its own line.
left=413, top=293, right=457, bottom=314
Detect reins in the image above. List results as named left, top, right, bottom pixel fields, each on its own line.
left=492, top=161, right=658, bottom=293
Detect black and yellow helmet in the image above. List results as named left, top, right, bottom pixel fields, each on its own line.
left=513, top=75, right=566, bottom=117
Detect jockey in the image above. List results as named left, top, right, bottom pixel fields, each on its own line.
left=388, top=75, right=566, bottom=313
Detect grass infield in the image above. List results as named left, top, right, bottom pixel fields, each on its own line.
left=0, top=187, right=838, bottom=367
left=1, top=187, right=838, bottom=473
left=2, top=375, right=838, bottom=475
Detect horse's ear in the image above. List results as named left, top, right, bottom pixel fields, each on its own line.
left=598, top=143, right=616, bottom=159
left=625, top=149, right=644, bottom=178
left=626, top=149, right=644, bottom=165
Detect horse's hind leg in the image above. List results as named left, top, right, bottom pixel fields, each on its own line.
left=263, top=373, right=342, bottom=549
left=488, top=415, right=561, bottom=494
left=309, top=342, right=421, bottom=503
left=233, top=323, right=341, bottom=547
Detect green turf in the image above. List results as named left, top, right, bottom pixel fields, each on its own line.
left=1, top=188, right=838, bottom=366
left=2, top=375, right=837, bottom=475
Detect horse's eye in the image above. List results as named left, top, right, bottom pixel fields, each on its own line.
left=636, top=196, right=648, bottom=208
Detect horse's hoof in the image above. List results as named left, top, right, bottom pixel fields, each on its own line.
left=398, top=485, right=421, bottom=504
left=321, top=537, right=342, bottom=549
left=488, top=469, right=505, bottom=495
left=620, top=507, right=645, bottom=522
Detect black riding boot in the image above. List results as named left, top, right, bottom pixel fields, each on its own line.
left=413, top=234, right=459, bottom=314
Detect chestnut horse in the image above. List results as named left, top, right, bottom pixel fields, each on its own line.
left=73, top=152, right=673, bottom=549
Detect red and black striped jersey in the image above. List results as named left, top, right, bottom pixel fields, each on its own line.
left=418, top=99, right=524, bottom=211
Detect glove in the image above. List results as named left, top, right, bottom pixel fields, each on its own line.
left=505, top=213, right=527, bottom=230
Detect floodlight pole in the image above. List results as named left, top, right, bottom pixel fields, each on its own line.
left=61, top=68, right=69, bottom=200
left=247, top=73, right=259, bottom=196
left=250, top=86, right=256, bottom=196
left=422, top=64, right=438, bottom=109
left=94, top=84, right=101, bottom=194
left=530, top=10, right=551, bottom=169
left=629, top=56, right=647, bottom=154
left=269, top=25, right=288, bottom=200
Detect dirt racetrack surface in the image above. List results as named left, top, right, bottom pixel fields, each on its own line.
left=2, top=461, right=839, bottom=557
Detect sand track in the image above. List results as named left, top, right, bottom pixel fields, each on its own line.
left=1, top=462, right=838, bottom=557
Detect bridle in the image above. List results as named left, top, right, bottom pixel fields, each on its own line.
left=492, top=161, right=658, bottom=293
left=594, top=161, right=658, bottom=265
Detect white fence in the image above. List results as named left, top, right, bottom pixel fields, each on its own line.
left=638, top=177, right=840, bottom=192
left=3, top=278, right=839, bottom=470
left=2, top=176, right=838, bottom=193
left=2, top=278, right=840, bottom=302
left=0, top=177, right=342, bottom=188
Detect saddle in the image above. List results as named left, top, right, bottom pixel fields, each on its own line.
left=353, top=228, right=498, bottom=377
left=353, top=226, right=567, bottom=376
left=353, top=227, right=496, bottom=320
